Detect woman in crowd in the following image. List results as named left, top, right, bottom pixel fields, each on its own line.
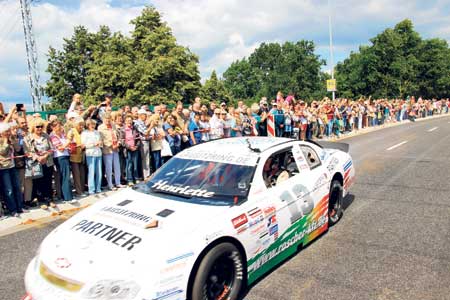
left=163, top=114, right=182, bottom=157
left=24, top=119, right=55, bottom=209
left=229, top=108, right=242, bottom=137
left=81, top=119, right=103, bottom=194
left=122, top=115, right=140, bottom=186
left=98, top=112, right=121, bottom=190
left=149, top=115, right=165, bottom=171
left=112, top=111, right=126, bottom=184
left=199, top=113, right=210, bottom=142
left=67, top=118, right=86, bottom=197
left=0, top=123, right=24, bottom=217
left=188, top=112, right=202, bottom=145
left=49, top=120, right=74, bottom=203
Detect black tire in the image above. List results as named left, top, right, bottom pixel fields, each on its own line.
left=328, top=179, right=344, bottom=226
left=191, top=242, right=244, bottom=300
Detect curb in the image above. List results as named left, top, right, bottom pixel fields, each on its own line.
left=320, top=113, right=450, bottom=142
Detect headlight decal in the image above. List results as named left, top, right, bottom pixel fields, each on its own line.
left=39, top=262, right=84, bottom=292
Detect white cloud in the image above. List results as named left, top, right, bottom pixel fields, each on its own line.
left=2, top=0, right=450, bottom=103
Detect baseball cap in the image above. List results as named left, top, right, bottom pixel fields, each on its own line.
left=138, top=109, right=147, bottom=115
left=220, top=102, right=227, bottom=106
left=104, top=93, right=113, bottom=98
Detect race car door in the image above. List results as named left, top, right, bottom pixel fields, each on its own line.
left=246, top=145, right=324, bottom=280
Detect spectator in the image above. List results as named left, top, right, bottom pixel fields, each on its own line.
left=0, top=122, right=24, bottom=217
left=50, top=120, right=74, bottom=203
left=24, top=119, right=55, bottom=209
left=134, top=109, right=151, bottom=179
left=149, top=115, right=165, bottom=171
left=122, top=115, right=140, bottom=186
left=15, top=117, right=32, bottom=208
left=67, top=118, right=86, bottom=197
left=209, top=108, right=224, bottom=140
left=98, top=113, right=122, bottom=190
left=199, top=112, right=211, bottom=142
left=163, top=114, right=182, bottom=157
left=189, top=112, right=202, bottom=145
left=81, top=119, right=103, bottom=194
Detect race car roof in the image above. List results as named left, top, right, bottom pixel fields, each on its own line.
left=176, top=137, right=293, bottom=166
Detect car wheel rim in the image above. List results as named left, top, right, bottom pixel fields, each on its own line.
left=329, top=186, right=342, bottom=223
left=204, top=252, right=235, bottom=300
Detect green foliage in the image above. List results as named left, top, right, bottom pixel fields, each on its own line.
left=223, top=40, right=326, bottom=102
left=45, top=7, right=201, bottom=108
left=200, top=70, right=232, bottom=104
left=336, top=19, right=450, bottom=99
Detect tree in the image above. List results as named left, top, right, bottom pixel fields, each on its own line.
left=223, top=40, right=326, bottom=102
left=45, top=6, right=201, bottom=108
left=200, top=70, right=232, bottom=104
left=336, top=19, right=450, bottom=99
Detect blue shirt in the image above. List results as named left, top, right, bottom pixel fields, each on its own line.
left=188, top=120, right=202, bottom=145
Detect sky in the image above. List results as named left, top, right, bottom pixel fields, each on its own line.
left=1, top=0, right=450, bottom=109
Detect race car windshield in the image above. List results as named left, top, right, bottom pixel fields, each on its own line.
left=145, top=157, right=255, bottom=205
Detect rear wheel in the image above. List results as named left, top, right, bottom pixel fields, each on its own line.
left=191, top=243, right=244, bottom=300
left=328, top=180, right=343, bottom=226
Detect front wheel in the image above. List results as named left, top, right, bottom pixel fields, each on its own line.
left=191, top=243, right=245, bottom=300
left=328, top=180, right=344, bottom=226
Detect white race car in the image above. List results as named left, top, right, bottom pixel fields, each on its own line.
left=24, top=137, right=355, bottom=300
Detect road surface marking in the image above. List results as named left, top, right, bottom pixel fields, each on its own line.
left=386, top=141, right=408, bottom=151
left=428, top=127, right=438, bottom=132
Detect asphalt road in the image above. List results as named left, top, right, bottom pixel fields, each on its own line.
left=1, top=116, right=450, bottom=300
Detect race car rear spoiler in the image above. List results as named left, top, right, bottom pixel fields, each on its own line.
left=308, top=140, right=350, bottom=153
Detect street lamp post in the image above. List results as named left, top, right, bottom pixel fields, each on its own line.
left=328, top=0, right=335, bottom=101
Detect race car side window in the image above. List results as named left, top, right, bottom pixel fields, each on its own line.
left=263, top=148, right=299, bottom=188
left=300, top=146, right=321, bottom=170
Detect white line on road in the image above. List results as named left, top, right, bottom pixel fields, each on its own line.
left=428, top=127, right=438, bottom=132
left=386, top=141, right=408, bottom=151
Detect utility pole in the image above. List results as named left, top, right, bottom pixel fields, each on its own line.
left=19, top=0, right=42, bottom=112
left=328, top=0, right=335, bottom=101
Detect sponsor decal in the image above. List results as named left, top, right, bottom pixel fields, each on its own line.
left=267, top=215, right=277, bottom=227
left=153, top=287, right=183, bottom=300
left=54, top=258, right=71, bottom=269
left=327, top=157, right=339, bottom=172
left=236, top=226, right=247, bottom=234
left=177, top=149, right=257, bottom=166
left=157, top=209, right=175, bottom=218
left=100, top=206, right=152, bottom=223
left=263, top=206, right=276, bottom=217
left=117, top=200, right=132, bottom=206
left=248, top=214, right=264, bottom=228
left=151, top=180, right=214, bottom=198
left=160, top=262, right=187, bottom=274
left=247, top=207, right=262, bottom=218
left=269, top=224, right=279, bottom=239
left=343, top=159, right=353, bottom=172
left=71, top=220, right=142, bottom=251
left=232, top=214, right=248, bottom=229
left=313, top=173, right=328, bottom=190
left=250, top=224, right=266, bottom=235
left=166, top=252, right=194, bottom=264
left=248, top=215, right=327, bottom=274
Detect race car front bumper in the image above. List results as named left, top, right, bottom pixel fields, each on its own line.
left=24, top=257, right=79, bottom=300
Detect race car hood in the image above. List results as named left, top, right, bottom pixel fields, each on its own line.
left=38, top=188, right=226, bottom=285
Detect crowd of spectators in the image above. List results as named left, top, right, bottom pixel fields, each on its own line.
left=0, top=92, right=449, bottom=219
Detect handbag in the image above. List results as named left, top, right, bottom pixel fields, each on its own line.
left=161, top=138, right=173, bottom=157
left=25, top=158, right=43, bottom=179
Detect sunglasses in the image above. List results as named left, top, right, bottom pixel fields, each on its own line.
left=36, top=125, right=43, bottom=129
